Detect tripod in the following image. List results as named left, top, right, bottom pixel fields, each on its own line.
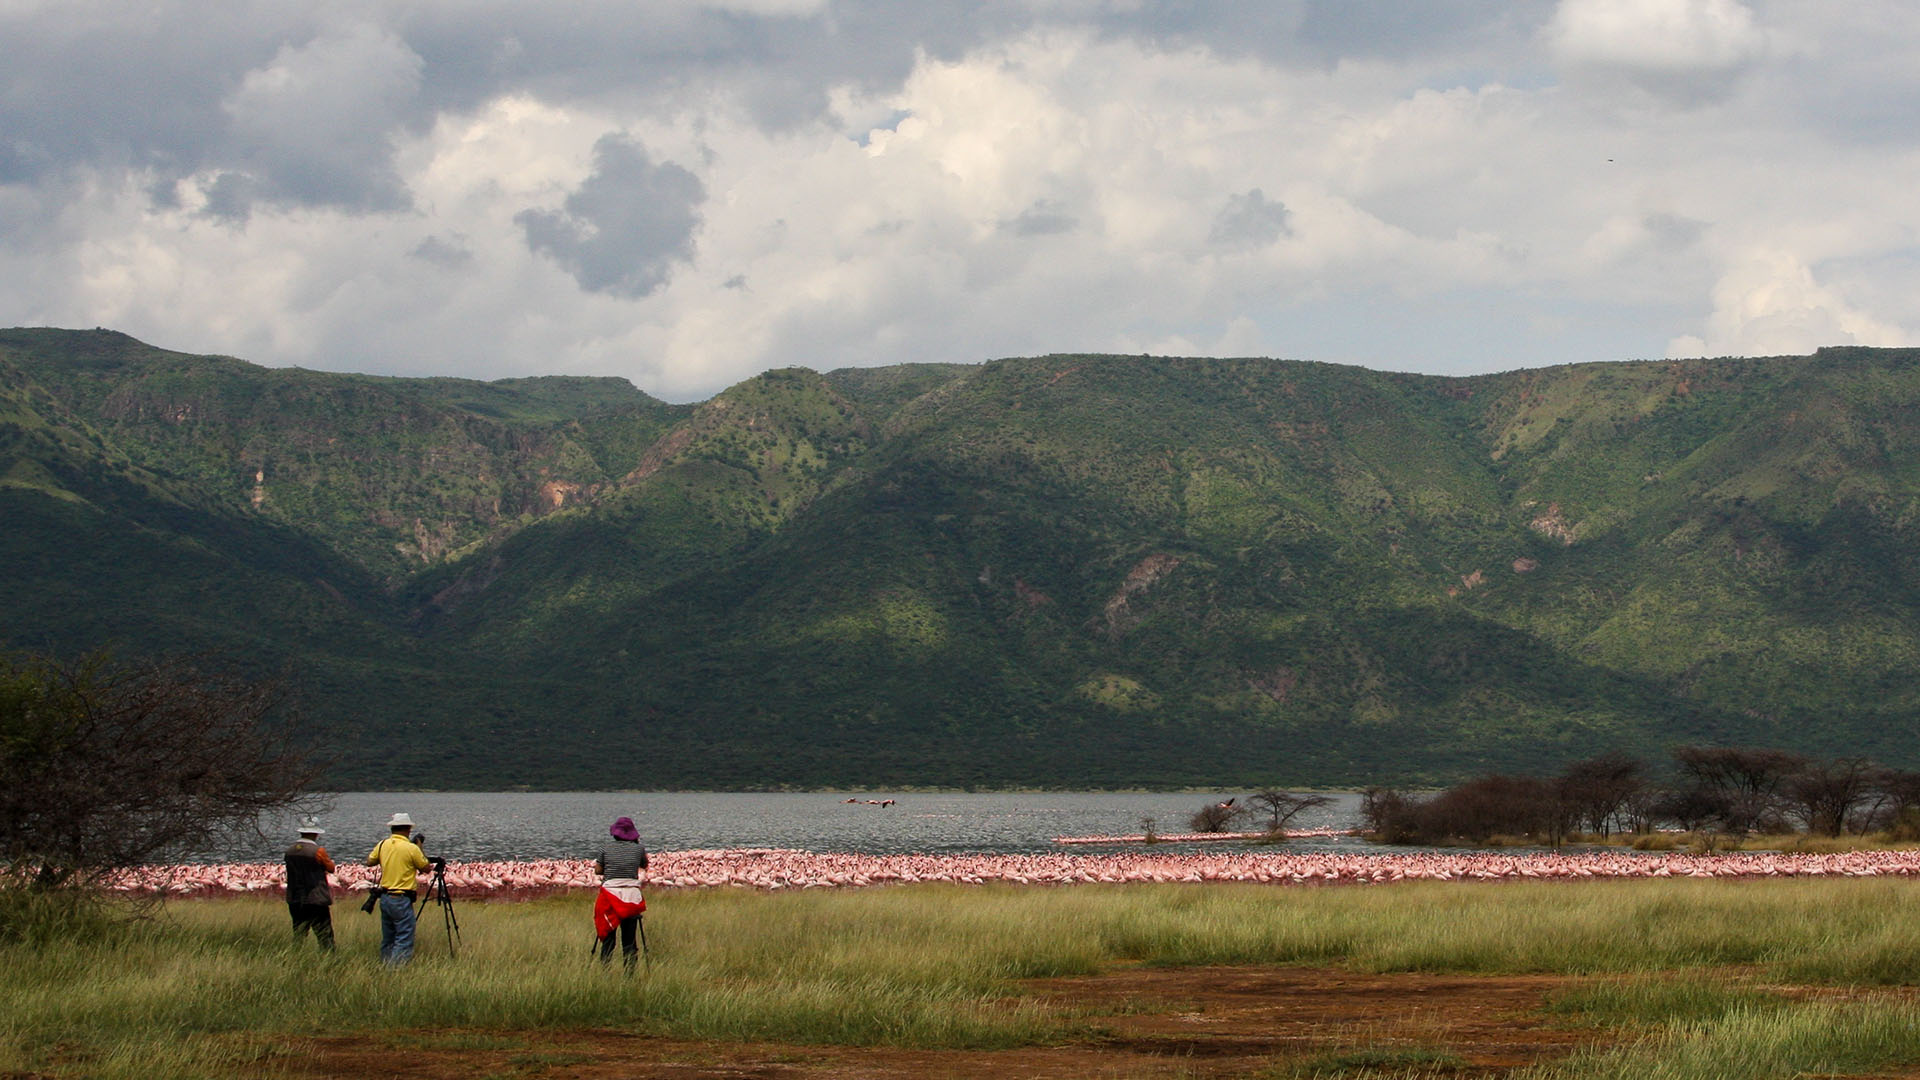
left=590, top=913, right=649, bottom=971
left=416, top=858, right=462, bottom=958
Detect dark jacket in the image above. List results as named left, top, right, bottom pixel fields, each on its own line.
left=285, top=839, right=334, bottom=906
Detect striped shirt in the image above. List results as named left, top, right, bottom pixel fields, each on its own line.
left=596, top=839, right=649, bottom=880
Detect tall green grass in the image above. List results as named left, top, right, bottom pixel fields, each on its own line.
left=6, top=878, right=1920, bottom=1078
left=0, top=882, right=119, bottom=945
left=1528, top=1002, right=1920, bottom=1080
left=1545, top=978, right=1788, bottom=1028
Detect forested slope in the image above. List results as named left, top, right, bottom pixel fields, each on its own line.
left=4, top=328, right=1915, bottom=787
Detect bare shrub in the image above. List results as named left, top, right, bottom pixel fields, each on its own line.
left=1416, top=775, right=1559, bottom=844
left=1360, top=787, right=1422, bottom=844
left=0, top=651, right=321, bottom=898
left=1189, top=798, right=1244, bottom=833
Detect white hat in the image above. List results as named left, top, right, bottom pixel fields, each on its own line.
left=386, top=812, right=415, bottom=828
left=298, top=818, right=324, bottom=836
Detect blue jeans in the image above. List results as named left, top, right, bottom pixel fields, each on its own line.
left=378, top=892, right=417, bottom=966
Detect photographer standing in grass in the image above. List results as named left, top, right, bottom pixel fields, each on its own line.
left=284, top=819, right=334, bottom=950
left=365, top=813, right=430, bottom=966
left=593, top=816, right=648, bottom=971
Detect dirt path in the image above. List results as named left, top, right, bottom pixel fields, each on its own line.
left=286, top=966, right=1618, bottom=1078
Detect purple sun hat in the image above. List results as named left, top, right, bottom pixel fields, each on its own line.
left=610, top=816, right=639, bottom=842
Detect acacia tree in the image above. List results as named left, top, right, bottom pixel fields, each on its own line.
left=1652, top=785, right=1723, bottom=833
left=0, top=651, right=321, bottom=893
left=1671, top=746, right=1805, bottom=835
left=1248, top=789, right=1334, bottom=834
left=1865, top=768, right=1920, bottom=833
left=1556, top=753, right=1646, bottom=837
left=1782, top=757, right=1878, bottom=836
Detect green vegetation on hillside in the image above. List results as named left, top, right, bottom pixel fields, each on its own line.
left=4, top=328, right=1920, bottom=787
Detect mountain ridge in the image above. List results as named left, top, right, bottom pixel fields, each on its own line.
left=3, top=327, right=1915, bottom=788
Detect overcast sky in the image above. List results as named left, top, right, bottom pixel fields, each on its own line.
left=3, top=1, right=1916, bottom=400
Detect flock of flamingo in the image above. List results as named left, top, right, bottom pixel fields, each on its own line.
left=1053, top=829, right=1352, bottom=844
left=105, top=845, right=1920, bottom=897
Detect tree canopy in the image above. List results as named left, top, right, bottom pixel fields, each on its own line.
left=0, top=652, right=320, bottom=892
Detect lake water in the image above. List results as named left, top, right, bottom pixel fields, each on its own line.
left=232, top=791, right=1368, bottom=863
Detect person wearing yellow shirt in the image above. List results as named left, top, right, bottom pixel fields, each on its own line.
left=365, top=812, right=431, bottom=966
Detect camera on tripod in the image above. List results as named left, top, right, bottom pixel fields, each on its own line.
left=417, top=854, right=462, bottom=957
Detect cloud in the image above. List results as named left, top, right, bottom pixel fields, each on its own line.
left=1548, top=0, right=1765, bottom=70
left=1667, top=249, right=1911, bottom=358
left=1209, top=189, right=1292, bottom=250
left=1548, top=0, right=1766, bottom=101
left=0, top=0, right=1548, bottom=210
left=1294, top=0, right=1551, bottom=61
left=196, top=173, right=259, bottom=225
left=1088, top=0, right=1553, bottom=69
left=1580, top=210, right=1708, bottom=268
left=1003, top=198, right=1078, bottom=237
left=1640, top=212, right=1707, bottom=253
left=2, top=3, right=1919, bottom=401
left=409, top=234, right=474, bottom=268
left=215, top=23, right=424, bottom=216
left=515, top=134, right=705, bottom=298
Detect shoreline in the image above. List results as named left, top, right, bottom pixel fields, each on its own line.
left=104, top=847, right=1920, bottom=897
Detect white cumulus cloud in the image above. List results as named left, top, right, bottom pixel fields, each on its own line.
left=1668, top=249, right=1911, bottom=358
left=1549, top=0, right=1765, bottom=72
left=3, top=2, right=1920, bottom=398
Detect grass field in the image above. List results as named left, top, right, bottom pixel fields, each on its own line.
left=5, top=878, right=1920, bottom=1078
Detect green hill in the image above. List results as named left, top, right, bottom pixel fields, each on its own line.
left=3, top=328, right=1916, bottom=787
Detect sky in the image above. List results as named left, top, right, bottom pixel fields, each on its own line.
left=3, top=0, right=1916, bottom=401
